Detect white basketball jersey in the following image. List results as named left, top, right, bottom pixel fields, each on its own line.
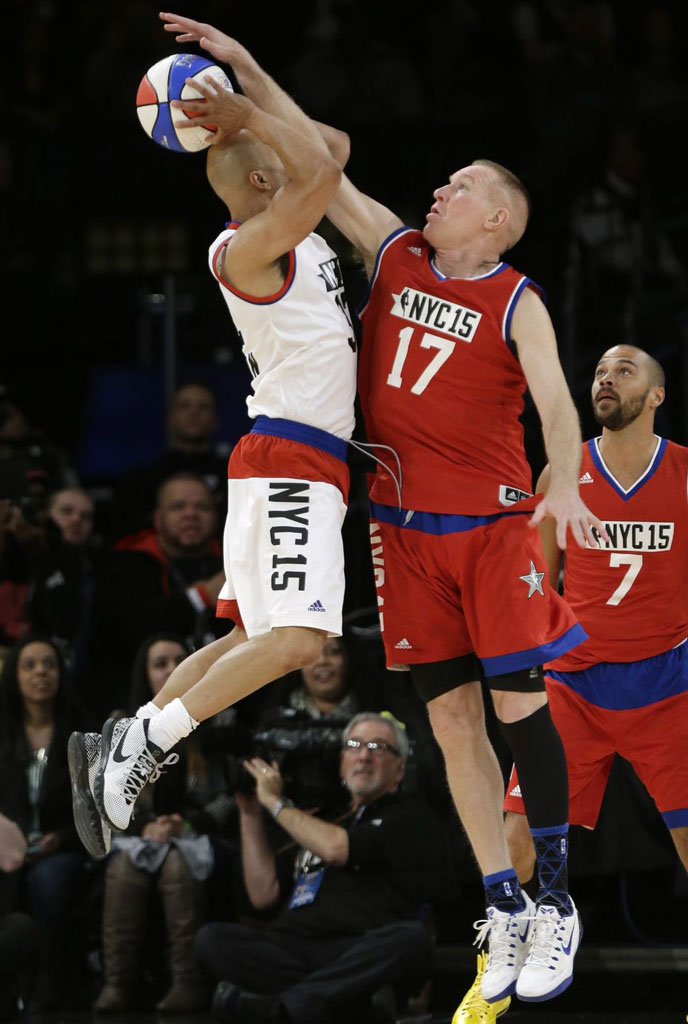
left=209, top=225, right=357, bottom=440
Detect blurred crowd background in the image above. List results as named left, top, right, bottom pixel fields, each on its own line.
left=2, top=0, right=688, bottom=1013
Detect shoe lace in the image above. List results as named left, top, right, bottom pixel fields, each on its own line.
left=121, top=749, right=179, bottom=805
left=473, top=912, right=535, bottom=968
left=525, top=914, right=566, bottom=967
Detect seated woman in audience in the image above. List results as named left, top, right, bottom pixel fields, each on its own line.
left=95, top=632, right=235, bottom=1015
left=0, top=635, right=91, bottom=1011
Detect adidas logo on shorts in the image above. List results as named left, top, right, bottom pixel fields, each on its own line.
left=509, top=784, right=522, bottom=797
left=579, top=472, right=594, bottom=484
left=307, top=600, right=326, bottom=612
left=394, top=638, right=412, bottom=649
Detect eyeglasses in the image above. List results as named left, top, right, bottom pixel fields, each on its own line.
left=343, top=738, right=400, bottom=757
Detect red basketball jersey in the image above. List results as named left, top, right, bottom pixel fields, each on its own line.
left=549, top=437, right=688, bottom=671
left=358, top=227, right=541, bottom=514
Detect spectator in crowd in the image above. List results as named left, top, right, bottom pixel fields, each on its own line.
left=107, top=381, right=229, bottom=542
left=0, top=389, right=81, bottom=647
left=90, top=472, right=227, bottom=715
left=0, top=814, right=40, bottom=1021
left=27, top=487, right=99, bottom=691
left=95, top=632, right=234, bottom=1014
left=0, top=636, right=91, bottom=1011
left=196, top=712, right=440, bottom=1024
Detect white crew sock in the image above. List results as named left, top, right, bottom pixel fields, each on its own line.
left=147, top=697, right=198, bottom=753
left=136, top=701, right=161, bottom=720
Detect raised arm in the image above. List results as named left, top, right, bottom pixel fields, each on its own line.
left=178, top=81, right=341, bottom=292
left=161, top=12, right=402, bottom=272
left=512, top=287, right=608, bottom=550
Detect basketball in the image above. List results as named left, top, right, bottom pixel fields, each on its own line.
left=136, top=53, right=233, bottom=153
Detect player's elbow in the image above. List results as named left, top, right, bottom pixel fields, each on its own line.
left=318, top=153, right=343, bottom=190
left=329, top=128, right=351, bottom=168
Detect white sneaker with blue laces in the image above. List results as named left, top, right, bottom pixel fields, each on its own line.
left=516, top=899, right=582, bottom=1002
left=474, top=891, right=536, bottom=1002
left=95, top=716, right=178, bottom=832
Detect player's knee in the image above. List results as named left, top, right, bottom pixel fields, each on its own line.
left=271, top=626, right=326, bottom=673
left=427, top=685, right=484, bottom=747
left=505, top=811, right=536, bottom=884
left=492, top=688, right=547, bottom=725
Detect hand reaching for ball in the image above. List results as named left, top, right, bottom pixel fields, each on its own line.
left=172, top=77, right=255, bottom=143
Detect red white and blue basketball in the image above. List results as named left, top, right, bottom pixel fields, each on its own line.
left=136, top=53, right=233, bottom=153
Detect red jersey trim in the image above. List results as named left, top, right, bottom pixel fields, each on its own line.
left=211, top=222, right=296, bottom=305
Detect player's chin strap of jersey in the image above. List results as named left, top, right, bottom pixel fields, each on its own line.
left=347, top=440, right=403, bottom=511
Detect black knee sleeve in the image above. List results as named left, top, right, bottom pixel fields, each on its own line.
left=410, top=654, right=481, bottom=703
left=498, top=703, right=568, bottom=829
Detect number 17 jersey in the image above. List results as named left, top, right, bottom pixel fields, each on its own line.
left=358, top=227, right=542, bottom=515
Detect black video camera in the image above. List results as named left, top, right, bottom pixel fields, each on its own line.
left=224, top=712, right=350, bottom=806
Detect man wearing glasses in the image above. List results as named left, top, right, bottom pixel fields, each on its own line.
left=197, top=712, right=441, bottom=1024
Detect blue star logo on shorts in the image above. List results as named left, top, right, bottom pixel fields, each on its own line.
left=519, top=560, right=545, bottom=598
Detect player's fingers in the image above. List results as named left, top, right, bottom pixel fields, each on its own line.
left=529, top=504, right=545, bottom=527
left=589, top=514, right=609, bottom=544
left=569, top=517, right=588, bottom=548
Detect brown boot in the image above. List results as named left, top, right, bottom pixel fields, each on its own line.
left=94, top=851, right=151, bottom=1013
left=156, top=848, right=209, bottom=1013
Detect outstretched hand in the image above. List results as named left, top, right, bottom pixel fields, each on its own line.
left=160, top=11, right=249, bottom=68
left=530, top=487, right=609, bottom=550
left=172, top=76, right=254, bottom=143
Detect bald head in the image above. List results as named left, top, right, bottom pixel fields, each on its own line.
left=598, top=345, right=665, bottom=389
left=206, top=131, right=287, bottom=211
left=472, top=159, right=530, bottom=251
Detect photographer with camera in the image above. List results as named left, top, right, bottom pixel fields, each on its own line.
left=196, top=712, right=441, bottom=1024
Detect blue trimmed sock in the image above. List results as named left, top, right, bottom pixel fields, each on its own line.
left=531, top=824, right=573, bottom=915
left=483, top=869, right=525, bottom=912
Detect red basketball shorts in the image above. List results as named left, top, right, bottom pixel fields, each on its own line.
left=504, top=645, right=688, bottom=829
left=369, top=502, right=584, bottom=675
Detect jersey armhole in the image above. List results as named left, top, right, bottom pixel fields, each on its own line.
left=356, top=226, right=417, bottom=320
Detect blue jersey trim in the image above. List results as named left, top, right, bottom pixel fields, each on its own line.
left=662, top=808, right=688, bottom=829
left=251, top=417, right=348, bottom=462
left=546, top=641, right=688, bottom=710
left=481, top=624, right=588, bottom=678
left=588, top=436, right=668, bottom=501
left=369, top=501, right=530, bottom=535
left=356, top=226, right=413, bottom=318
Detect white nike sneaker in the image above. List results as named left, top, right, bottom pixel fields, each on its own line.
left=68, top=731, right=111, bottom=859
left=474, top=892, right=536, bottom=1002
left=516, top=900, right=582, bottom=1002
left=95, top=716, right=178, bottom=832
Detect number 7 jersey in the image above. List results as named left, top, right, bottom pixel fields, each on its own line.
left=358, top=227, right=541, bottom=514
left=549, top=436, right=688, bottom=672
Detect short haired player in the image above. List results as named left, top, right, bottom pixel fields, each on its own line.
left=504, top=345, right=688, bottom=887
left=68, top=71, right=357, bottom=868
left=151, top=14, right=612, bottom=1014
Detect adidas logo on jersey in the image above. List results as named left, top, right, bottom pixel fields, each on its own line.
left=307, top=600, right=326, bottom=612
left=509, top=784, right=522, bottom=798
left=407, top=246, right=423, bottom=256
left=394, top=638, right=413, bottom=649
left=579, top=472, right=594, bottom=484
